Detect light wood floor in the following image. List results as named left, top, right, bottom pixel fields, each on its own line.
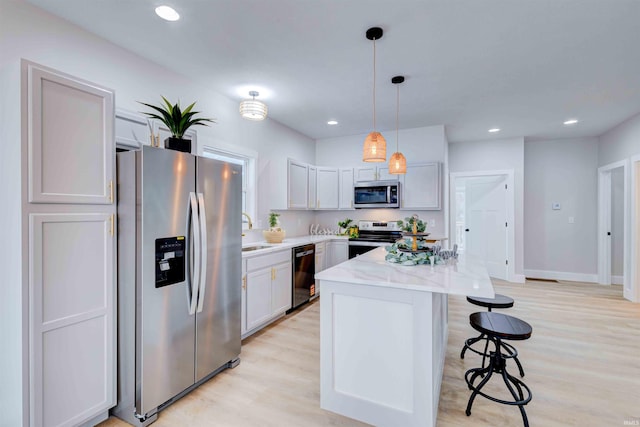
left=99, top=279, right=640, bottom=427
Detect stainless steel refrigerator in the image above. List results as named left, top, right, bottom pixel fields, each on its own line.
left=113, top=146, right=241, bottom=425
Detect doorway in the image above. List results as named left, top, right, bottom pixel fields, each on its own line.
left=450, top=170, right=515, bottom=281
left=597, top=160, right=629, bottom=297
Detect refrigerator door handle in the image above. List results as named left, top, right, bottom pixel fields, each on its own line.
left=188, top=192, right=201, bottom=315
left=196, top=193, right=208, bottom=313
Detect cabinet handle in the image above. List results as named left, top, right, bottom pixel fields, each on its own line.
left=109, top=180, right=114, bottom=203
left=271, top=268, right=275, bottom=280
left=242, top=275, right=246, bottom=290
left=109, top=214, right=114, bottom=236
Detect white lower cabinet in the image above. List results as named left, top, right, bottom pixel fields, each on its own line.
left=243, top=249, right=292, bottom=338
left=315, top=242, right=326, bottom=274
left=326, top=240, right=349, bottom=269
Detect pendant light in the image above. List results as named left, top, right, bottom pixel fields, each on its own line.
left=239, top=91, right=268, bottom=121
left=388, top=76, right=407, bottom=174
left=362, top=27, right=386, bottom=162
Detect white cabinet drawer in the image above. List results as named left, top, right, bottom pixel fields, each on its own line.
left=247, top=249, right=291, bottom=272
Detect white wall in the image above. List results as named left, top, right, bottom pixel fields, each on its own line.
left=0, top=1, right=316, bottom=423
left=314, top=125, right=447, bottom=235
left=599, top=112, right=640, bottom=166
left=448, top=138, right=525, bottom=278
left=611, top=167, right=624, bottom=279
left=523, top=138, right=599, bottom=280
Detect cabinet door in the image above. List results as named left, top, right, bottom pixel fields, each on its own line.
left=246, top=268, right=273, bottom=331
left=327, top=241, right=349, bottom=268
left=241, top=260, right=247, bottom=336
left=354, top=167, right=377, bottom=182
left=308, top=165, right=317, bottom=209
left=288, top=159, right=309, bottom=209
left=30, top=213, right=115, bottom=427
left=28, top=63, right=114, bottom=204
left=401, top=163, right=441, bottom=210
left=316, top=167, right=339, bottom=209
left=271, top=262, right=292, bottom=315
left=115, top=109, right=150, bottom=150
left=315, top=242, right=326, bottom=273
left=377, top=166, right=399, bottom=181
left=339, top=168, right=354, bottom=209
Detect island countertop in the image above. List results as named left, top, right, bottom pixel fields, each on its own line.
left=315, top=246, right=495, bottom=298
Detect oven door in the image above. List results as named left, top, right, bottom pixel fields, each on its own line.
left=348, top=241, right=387, bottom=259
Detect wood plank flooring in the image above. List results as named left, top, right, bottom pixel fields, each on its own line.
left=99, top=279, right=640, bottom=427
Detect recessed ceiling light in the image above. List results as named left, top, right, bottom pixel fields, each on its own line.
left=155, top=5, right=180, bottom=21
left=488, top=128, right=500, bottom=133
left=327, top=120, right=338, bottom=125
left=564, top=119, right=579, bottom=125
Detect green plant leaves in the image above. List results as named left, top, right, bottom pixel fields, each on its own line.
left=139, top=97, right=216, bottom=139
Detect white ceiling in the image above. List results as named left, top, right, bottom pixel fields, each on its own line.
left=27, top=0, right=640, bottom=142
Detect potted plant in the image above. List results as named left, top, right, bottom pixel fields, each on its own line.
left=139, top=96, right=215, bottom=153
left=337, top=218, right=353, bottom=235
left=263, top=212, right=286, bottom=243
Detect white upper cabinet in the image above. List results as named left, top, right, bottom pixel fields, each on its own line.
left=354, top=165, right=398, bottom=182
left=316, top=167, right=339, bottom=209
left=308, top=165, right=317, bottom=209
left=339, top=168, right=354, bottom=209
left=377, top=166, right=398, bottom=181
left=287, top=159, right=309, bottom=209
left=400, top=162, right=441, bottom=210
left=28, top=63, right=114, bottom=205
left=115, top=109, right=150, bottom=150
left=354, top=166, right=377, bottom=182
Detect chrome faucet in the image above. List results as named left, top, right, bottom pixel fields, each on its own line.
left=242, top=212, right=253, bottom=230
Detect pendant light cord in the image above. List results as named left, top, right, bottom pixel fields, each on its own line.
left=373, top=37, right=377, bottom=131
left=396, top=83, right=400, bottom=152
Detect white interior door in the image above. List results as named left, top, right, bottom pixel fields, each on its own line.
left=465, top=176, right=508, bottom=280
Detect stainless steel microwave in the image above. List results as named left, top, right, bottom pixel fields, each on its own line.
left=353, top=181, right=401, bottom=209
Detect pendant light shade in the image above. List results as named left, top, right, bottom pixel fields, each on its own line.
left=363, top=131, right=387, bottom=162
left=388, top=75, right=407, bottom=174
left=239, top=91, right=268, bottom=121
left=362, top=27, right=386, bottom=162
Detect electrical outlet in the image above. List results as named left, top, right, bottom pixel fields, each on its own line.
left=429, top=219, right=435, bottom=227
left=568, top=217, right=575, bottom=224
left=257, top=220, right=263, bottom=228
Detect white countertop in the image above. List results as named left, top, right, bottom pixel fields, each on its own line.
left=315, top=246, right=494, bottom=298
left=242, top=234, right=348, bottom=258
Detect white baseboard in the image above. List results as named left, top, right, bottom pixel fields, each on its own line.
left=524, top=269, right=598, bottom=283
left=612, top=275, right=624, bottom=285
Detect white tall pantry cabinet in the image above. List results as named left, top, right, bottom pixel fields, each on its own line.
left=23, top=62, right=116, bottom=426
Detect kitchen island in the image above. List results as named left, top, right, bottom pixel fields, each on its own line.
left=315, top=247, right=494, bottom=427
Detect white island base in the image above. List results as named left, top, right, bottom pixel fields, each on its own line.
left=317, top=248, right=494, bottom=427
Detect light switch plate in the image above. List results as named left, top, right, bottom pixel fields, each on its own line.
left=568, top=217, right=575, bottom=224
left=552, top=203, right=561, bottom=210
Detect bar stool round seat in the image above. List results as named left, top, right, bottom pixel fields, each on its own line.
left=465, top=312, right=533, bottom=427
left=461, top=293, right=525, bottom=377
left=466, top=294, right=514, bottom=311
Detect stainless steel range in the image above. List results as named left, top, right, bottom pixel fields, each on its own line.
left=348, top=220, right=402, bottom=258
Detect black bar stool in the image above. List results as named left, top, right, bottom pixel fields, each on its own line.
left=460, top=294, right=525, bottom=377
left=465, top=312, right=533, bottom=427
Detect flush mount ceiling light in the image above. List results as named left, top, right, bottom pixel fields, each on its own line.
left=239, top=91, right=268, bottom=121
left=488, top=128, right=501, bottom=133
left=155, top=5, right=180, bottom=21
left=327, top=120, right=338, bottom=125
left=388, top=76, right=407, bottom=175
left=362, top=27, right=386, bottom=162
left=564, top=119, right=579, bottom=125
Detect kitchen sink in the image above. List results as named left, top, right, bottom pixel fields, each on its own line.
left=242, top=245, right=270, bottom=252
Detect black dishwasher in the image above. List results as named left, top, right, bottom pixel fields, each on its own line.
left=290, top=244, right=316, bottom=312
